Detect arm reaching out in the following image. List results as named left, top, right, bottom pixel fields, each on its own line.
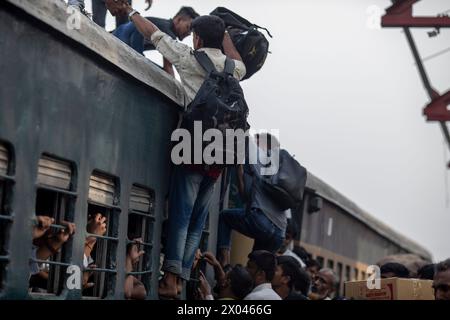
left=105, top=0, right=159, bottom=40
left=222, top=31, right=243, bottom=62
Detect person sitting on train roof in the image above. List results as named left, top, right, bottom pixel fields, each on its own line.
left=272, top=255, right=310, bottom=300
left=217, top=134, right=286, bottom=267
left=277, top=220, right=306, bottom=268
left=105, top=0, right=245, bottom=299
left=433, top=259, right=450, bottom=300
left=30, top=216, right=76, bottom=277
left=82, top=213, right=107, bottom=290
left=309, top=268, right=338, bottom=300
left=124, top=238, right=146, bottom=299
left=380, top=262, right=410, bottom=279
left=244, top=250, right=281, bottom=300
left=113, top=7, right=199, bottom=75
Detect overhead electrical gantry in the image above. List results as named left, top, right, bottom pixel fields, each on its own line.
left=381, top=0, right=450, bottom=168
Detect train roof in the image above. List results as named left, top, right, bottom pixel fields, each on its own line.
left=7, top=0, right=187, bottom=108
left=306, top=172, right=433, bottom=261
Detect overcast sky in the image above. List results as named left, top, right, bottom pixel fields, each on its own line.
left=81, top=0, right=449, bottom=261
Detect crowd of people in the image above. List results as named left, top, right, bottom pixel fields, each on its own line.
left=24, top=0, right=450, bottom=301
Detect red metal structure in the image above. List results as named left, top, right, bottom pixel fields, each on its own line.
left=382, top=0, right=450, bottom=168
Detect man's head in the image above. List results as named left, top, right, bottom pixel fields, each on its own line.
left=417, top=263, right=435, bottom=280
left=272, top=256, right=311, bottom=298
left=380, top=262, right=410, bottom=279
left=220, top=265, right=254, bottom=300
left=311, top=268, right=337, bottom=300
left=305, top=259, right=321, bottom=279
left=172, top=7, right=199, bottom=41
left=191, top=15, right=225, bottom=50
left=433, top=259, right=450, bottom=300
left=246, top=250, right=277, bottom=286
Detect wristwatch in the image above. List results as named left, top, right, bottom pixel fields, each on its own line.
left=128, top=9, right=140, bottom=21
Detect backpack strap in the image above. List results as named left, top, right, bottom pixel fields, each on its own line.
left=224, top=58, right=235, bottom=75
left=194, top=50, right=235, bottom=76
left=194, top=51, right=217, bottom=74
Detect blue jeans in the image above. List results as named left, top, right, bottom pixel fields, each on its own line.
left=218, top=207, right=284, bottom=253
left=162, top=166, right=217, bottom=280
left=92, top=0, right=106, bottom=28
left=113, top=21, right=145, bottom=54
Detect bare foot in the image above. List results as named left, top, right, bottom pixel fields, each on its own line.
left=158, top=279, right=178, bottom=298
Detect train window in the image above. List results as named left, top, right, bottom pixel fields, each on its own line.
left=354, top=268, right=359, bottom=281
left=336, top=262, right=343, bottom=295
left=345, top=265, right=351, bottom=283
left=29, top=155, right=76, bottom=296
left=316, top=256, right=324, bottom=269
left=361, top=271, right=366, bottom=280
left=0, top=143, right=14, bottom=293
left=83, top=172, right=120, bottom=299
left=126, top=185, right=155, bottom=298
left=327, top=259, right=334, bottom=271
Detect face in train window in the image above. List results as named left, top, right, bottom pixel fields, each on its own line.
left=29, top=155, right=76, bottom=296
left=83, top=171, right=119, bottom=299
left=124, top=185, right=155, bottom=300
left=0, top=142, right=13, bottom=292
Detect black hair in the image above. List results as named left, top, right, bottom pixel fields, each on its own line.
left=191, top=15, right=225, bottom=49
left=276, top=256, right=311, bottom=295
left=175, top=6, right=199, bottom=20
left=436, top=259, right=450, bottom=273
left=380, top=262, right=410, bottom=278
left=228, top=265, right=254, bottom=299
left=417, top=264, right=435, bottom=280
left=306, top=259, right=321, bottom=269
left=293, top=246, right=311, bottom=264
left=248, top=250, right=277, bottom=282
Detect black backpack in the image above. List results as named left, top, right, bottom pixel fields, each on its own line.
left=210, top=7, right=272, bottom=80
left=181, top=51, right=249, bottom=164
left=258, top=149, right=307, bottom=210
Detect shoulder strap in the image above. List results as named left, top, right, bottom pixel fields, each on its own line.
left=224, top=58, right=235, bottom=75
left=194, top=51, right=216, bottom=74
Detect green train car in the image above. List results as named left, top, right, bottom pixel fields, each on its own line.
left=0, top=0, right=431, bottom=300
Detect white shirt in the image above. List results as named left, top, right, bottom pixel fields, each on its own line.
left=150, top=30, right=247, bottom=105
left=282, top=249, right=306, bottom=268
left=244, top=283, right=282, bottom=300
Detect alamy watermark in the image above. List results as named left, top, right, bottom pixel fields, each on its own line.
left=366, top=265, right=381, bottom=289
left=170, top=122, right=281, bottom=176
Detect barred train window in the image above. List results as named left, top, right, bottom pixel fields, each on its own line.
left=336, top=262, right=343, bottom=295
left=83, top=172, right=119, bottom=299
left=0, top=143, right=14, bottom=293
left=126, top=185, right=155, bottom=297
left=327, top=259, right=334, bottom=271
left=345, top=265, right=351, bottom=283
left=30, top=155, right=76, bottom=296
left=316, top=256, right=324, bottom=269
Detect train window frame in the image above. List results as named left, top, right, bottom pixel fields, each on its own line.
left=327, top=259, right=334, bottom=271
left=83, top=171, right=120, bottom=299
left=0, top=142, right=14, bottom=295
left=316, top=256, right=324, bottom=269
left=336, top=262, right=343, bottom=296
left=345, top=265, right=351, bottom=284
left=126, top=184, right=155, bottom=297
left=29, top=154, right=77, bottom=297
